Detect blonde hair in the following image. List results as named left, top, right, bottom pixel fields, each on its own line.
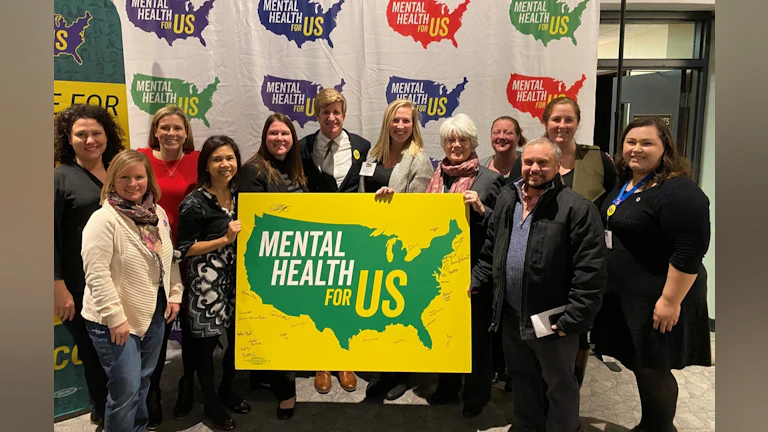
left=370, top=99, right=424, bottom=165
left=101, top=150, right=161, bottom=203
left=147, top=106, right=195, bottom=152
left=314, top=88, right=347, bottom=116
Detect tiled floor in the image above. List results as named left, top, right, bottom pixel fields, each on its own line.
left=54, top=334, right=715, bottom=432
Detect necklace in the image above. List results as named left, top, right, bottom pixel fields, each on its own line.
left=159, top=152, right=184, bottom=177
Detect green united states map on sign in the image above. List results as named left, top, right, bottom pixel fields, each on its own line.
left=244, top=214, right=463, bottom=350
left=509, top=0, right=589, bottom=46
left=130, top=73, right=220, bottom=127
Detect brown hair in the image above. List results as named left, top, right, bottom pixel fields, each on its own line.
left=100, top=150, right=161, bottom=203
left=54, top=104, right=125, bottom=165
left=314, top=88, right=347, bottom=117
left=541, top=96, right=581, bottom=125
left=245, top=113, right=307, bottom=188
left=615, top=117, right=691, bottom=186
left=147, top=106, right=195, bottom=152
left=370, top=99, right=424, bottom=165
left=491, top=115, right=528, bottom=146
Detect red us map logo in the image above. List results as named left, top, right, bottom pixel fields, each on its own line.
left=386, top=0, right=470, bottom=48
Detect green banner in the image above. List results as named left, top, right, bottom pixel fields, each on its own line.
left=54, top=0, right=129, bottom=419
left=54, top=318, right=91, bottom=419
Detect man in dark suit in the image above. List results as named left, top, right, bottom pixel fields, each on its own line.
left=298, top=88, right=370, bottom=394
left=299, top=88, right=371, bottom=193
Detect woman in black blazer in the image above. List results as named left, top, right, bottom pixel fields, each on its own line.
left=237, top=113, right=305, bottom=420
left=239, top=113, right=309, bottom=193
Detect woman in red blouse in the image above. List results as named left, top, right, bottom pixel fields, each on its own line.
left=137, top=106, right=200, bottom=429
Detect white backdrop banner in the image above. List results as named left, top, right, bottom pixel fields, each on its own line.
left=116, top=0, right=599, bottom=161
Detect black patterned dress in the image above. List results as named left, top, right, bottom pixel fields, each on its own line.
left=177, top=188, right=237, bottom=338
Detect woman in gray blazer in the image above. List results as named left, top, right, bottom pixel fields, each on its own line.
left=361, top=99, right=435, bottom=401
left=358, top=99, right=434, bottom=194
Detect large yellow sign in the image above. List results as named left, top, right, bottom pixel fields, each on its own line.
left=235, top=193, right=472, bottom=373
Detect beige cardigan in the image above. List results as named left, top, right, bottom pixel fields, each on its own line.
left=81, top=201, right=183, bottom=338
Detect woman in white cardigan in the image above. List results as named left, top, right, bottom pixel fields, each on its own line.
left=358, top=99, right=434, bottom=195
left=81, top=150, right=183, bottom=432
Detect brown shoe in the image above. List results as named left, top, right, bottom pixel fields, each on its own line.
left=338, top=371, right=357, bottom=392
left=314, top=371, right=332, bottom=394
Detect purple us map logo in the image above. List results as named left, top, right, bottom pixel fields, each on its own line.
left=385, top=76, right=468, bottom=126
left=54, top=12, right=93, bottom=65
left=261, top=75, right=345, bottom=127
left=258, top=0, right=344, bottom=48
left=125, top=0, right=215, bottom=46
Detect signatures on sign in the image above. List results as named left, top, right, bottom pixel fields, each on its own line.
left=393, top=339, right=405, bottom=345
left=269, top=203, right=290, bottom=214
left=271, top=312, right=291, bottom=321
left=240, top=289, right=259, bottom=300
left=445, top=334, right=453, bottom=348
left=429, top=307, right=444, bottom=317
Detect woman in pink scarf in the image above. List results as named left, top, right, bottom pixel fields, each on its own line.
left=424, top=113, right=505, bottom=419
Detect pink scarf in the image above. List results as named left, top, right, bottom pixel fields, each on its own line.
left=425, top=152, right=479, bottom=194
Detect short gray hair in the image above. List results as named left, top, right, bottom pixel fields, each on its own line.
left=439, top=113, right=479, bottom=149
left=522, top=137, right=562, bottom=163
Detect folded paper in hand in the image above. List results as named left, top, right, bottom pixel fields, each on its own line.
left=530, top=306, right=567, bottom=338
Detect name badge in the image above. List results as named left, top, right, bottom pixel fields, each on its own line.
left=359, top=162, right=376, bottom=177
left=604, top=230, right=613, bottom=250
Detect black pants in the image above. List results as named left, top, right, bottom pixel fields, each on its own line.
left=501, top=305, right=580, bottom=432
left=149, top=307, right=196, bottom=391
left=62, top=303, right=108, bottom=415
left=436, top=292, right=493, bottom=408
left=250, top=370, right=297, bottom=402
left=189, top=328, right=238, bottom=406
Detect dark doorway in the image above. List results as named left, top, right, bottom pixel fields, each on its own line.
left=594, top=72, right=617, bottom=155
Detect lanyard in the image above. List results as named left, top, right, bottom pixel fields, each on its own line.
left=606, top=172, right=654, bottom=219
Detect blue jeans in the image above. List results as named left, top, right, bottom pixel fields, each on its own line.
left=87, top=290, right=166, bottom=432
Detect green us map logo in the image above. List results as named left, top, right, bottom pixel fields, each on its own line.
left=509, top=0, right=589, bottom=46
left=131, top=73, right=220, bottom=126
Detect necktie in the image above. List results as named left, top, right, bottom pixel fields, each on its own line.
left=322, top=139, right=336, bottom=175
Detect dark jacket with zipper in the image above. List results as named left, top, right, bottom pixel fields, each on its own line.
left=472, top=174, right=607, bottom=340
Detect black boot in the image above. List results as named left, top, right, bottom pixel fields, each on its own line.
left=365, top=373, right=391, bottom=399
left=204, top=399, right=235, bottom=431
left=173, top=377, right=194, bottom=419
left=146, top=387, right=162, bottom=430
left=89, top=406, right=104, bottom=426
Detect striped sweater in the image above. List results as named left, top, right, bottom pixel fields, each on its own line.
left=81, top=201, right=183, bottom=338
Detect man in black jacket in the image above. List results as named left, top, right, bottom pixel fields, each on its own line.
left=473, top=137, right=607, bottom=432
left=298, top=88, right=371, bottom=193
left=297, top=88, right=370, bottom=394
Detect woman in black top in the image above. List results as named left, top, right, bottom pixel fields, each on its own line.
left=237, top=113, right=302, bottom=420
left=592, top=117, right=711, bottom=432
left=177, top=136, right=247, bottom=431
left=239, top=113, right=308, bottom=193
left=54, top=104, right=124, bottom=426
